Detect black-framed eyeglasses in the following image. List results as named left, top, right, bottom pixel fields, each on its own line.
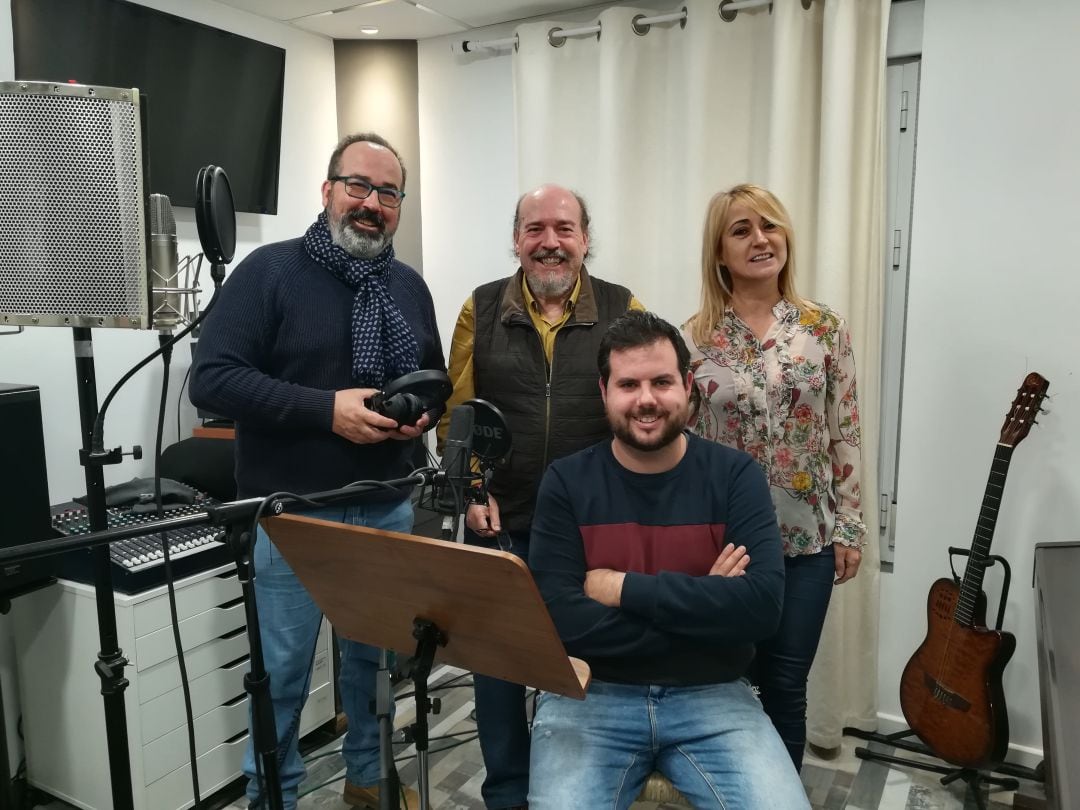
left=329, top=176, right=406, bottom=208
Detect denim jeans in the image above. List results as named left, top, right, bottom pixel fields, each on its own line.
left=463, top=526, right=531, bottom=809
left=244, top=498, right=414, bottom=810
left=754, top=545, right=836, bottom=771
left=529, top=679, right=809, bottom=809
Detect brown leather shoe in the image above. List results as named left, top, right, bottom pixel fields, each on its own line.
left=343, top=780, right=421, bottom=810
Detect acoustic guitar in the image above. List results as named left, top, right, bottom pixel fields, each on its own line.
left=899, top=372, right=1049, bottom=769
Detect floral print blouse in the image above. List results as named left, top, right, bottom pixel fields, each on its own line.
left=684, top=299, right=866, bottom=556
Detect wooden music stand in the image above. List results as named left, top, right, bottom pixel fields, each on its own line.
left=263, top=513, right=590, bottom=809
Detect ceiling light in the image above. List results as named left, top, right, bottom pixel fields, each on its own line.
left=360, top=26, right=379, bottom=34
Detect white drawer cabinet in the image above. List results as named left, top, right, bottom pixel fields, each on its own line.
left=11, top=564, right=335, bottom=810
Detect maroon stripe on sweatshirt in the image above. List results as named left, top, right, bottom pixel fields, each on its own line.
left=580, top=523, right=728, bottom=576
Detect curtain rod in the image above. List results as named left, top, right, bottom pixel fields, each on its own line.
left=452, top=0, right=796, bottom=54
left=725, top=0, right=773, bottom=10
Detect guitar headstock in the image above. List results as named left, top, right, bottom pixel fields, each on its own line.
left=1000, top=372, right=1050, bottom=447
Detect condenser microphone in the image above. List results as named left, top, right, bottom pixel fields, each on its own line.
left=149, top=193, right=181, bottom=333
left=437, top=404, right=475, bottom=522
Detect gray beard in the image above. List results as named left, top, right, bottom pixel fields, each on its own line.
left=329, top=212, right=392, bottom=259
left=525, top=267, right=577, bottom=299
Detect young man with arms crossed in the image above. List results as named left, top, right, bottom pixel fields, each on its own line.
left=527, top=311, right=809, bottom=809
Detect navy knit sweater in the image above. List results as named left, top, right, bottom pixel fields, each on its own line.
left=529, top=433, right=785, bottom=685
left=189, top=236, right=445, bottom=499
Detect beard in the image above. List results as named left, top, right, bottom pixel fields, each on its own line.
left=609, top=404, right=687, bottom=453
left=328, top=207, right=394, bottom=259
left=524, top=249, right=579, bottom=298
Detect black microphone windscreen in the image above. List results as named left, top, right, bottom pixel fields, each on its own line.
left=463, top=398, right=512, bottom=462
left=195, top=165, right=236, bottom=265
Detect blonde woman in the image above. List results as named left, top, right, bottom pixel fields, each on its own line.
left=682, top=184, right=866, bottom=771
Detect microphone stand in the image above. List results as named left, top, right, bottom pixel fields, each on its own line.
left=374, top=647, right=400, bottom=810
left=70, top=327, right=138, bottom=810
left=203, top=499, right=286, bottom=810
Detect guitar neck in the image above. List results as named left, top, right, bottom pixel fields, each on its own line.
left=955, top=443, right=1014, bottom=626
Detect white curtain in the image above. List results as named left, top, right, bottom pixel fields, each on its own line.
left=512, top=0, right=887, bottom=748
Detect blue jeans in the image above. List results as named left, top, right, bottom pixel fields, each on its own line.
left=464, top=526, right=531, bottom=809
left=244, top=499, right=414, bottom=810
left=529, top=679, right=809, bottom=809
left=754, top=545, right=836, bottom=771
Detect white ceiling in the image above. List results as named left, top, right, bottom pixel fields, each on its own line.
left=213, top=0, right=615, bottom=40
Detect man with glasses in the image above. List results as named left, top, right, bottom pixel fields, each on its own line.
left=439, top=183, right=642, bottom=810
left=191, top=132, right=441, bottom=810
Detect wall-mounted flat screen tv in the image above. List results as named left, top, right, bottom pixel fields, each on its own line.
left=12, top=0, right=286, bottom=215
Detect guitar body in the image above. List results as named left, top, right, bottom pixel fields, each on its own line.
left=900, top=578, right=1016, bottom=768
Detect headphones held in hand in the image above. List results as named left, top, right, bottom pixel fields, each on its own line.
left=366, top=369, right=453, bottom=427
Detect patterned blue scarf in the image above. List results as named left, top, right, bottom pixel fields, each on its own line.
left=303, top=212, right=419, bottom=388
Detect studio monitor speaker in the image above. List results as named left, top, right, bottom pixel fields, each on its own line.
left=0, top=384, right=55, bottom=597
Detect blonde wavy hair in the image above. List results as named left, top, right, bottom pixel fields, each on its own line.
left=685, top=183, right=813, bottom=347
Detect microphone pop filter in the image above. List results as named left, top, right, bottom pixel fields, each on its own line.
left=463, top=398, right=511, bottom=463
left=195, top=164, right=236, bottom=264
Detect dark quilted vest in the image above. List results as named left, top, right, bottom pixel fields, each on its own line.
left=473, top=267, right=632, bottom=532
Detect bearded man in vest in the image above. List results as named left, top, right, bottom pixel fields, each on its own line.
left=438, top=183, right=643, bottom=810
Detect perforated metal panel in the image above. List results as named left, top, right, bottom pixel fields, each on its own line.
left=0, top=81, right=149, bottom=329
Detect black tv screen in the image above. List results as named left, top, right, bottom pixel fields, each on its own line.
left=12, top=0, right=285, bottom=215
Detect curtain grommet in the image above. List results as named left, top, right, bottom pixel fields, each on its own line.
left=634, top=10, right=686, bottom=35
left=802, top=0, right=813, bottom=8
left=548, top=27, right=566, bottom=47
left=718, top=1, right=737, bottom=23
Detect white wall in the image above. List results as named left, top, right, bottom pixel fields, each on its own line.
left=418, top=31, right=515, bottom=346
left=880, top=0, right=1080, bottom=759
left=0, top=0, right=336, bottom=773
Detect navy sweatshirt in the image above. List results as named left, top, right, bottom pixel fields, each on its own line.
left=189, top=236, right=444, bottom=499
left=529, top=433, right=784, bottom=685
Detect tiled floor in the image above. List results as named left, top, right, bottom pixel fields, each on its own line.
left=31, top=663, right=1044, bottom=810
left=223, top=664, right=1040, bottom=810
